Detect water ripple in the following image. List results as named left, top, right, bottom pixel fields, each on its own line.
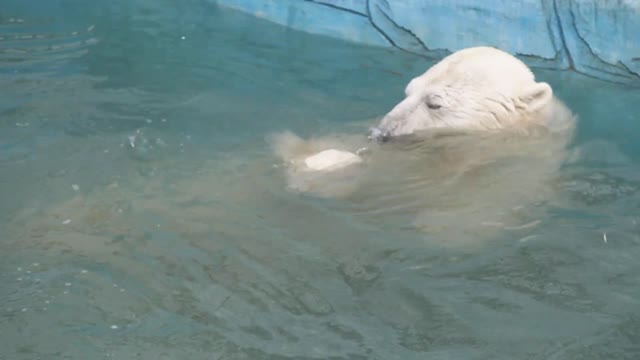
left=0, top=16, right=97, bottom=72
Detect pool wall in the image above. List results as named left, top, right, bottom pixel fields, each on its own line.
left=211, top=0, right=640, bottom=85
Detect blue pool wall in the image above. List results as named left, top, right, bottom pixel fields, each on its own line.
left=211, top=0, right=640, bottom=86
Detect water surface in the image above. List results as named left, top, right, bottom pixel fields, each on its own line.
left=2, top=1, right=640, bottom=359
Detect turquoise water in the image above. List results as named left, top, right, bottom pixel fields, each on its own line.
left=2, top=1, right=640, bottom=359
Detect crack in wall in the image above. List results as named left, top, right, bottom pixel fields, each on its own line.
left=365, top=0, right=397, bottom=47
left=374, top=3, right=440, bottom=55
left=302, top=0, right=367, bottom=17
left=566, top=1, right=640, bottom=81
left=237, top=0, right=640, bottom=86
left=370, top=3, right=428, bottom=57
left=617, top=61, right=640, bottom=79
left=534, top=0, right=568, bottom=68
left=366, top=0, right=449, bottom=59
left=551, top=0, right=575, bottom=69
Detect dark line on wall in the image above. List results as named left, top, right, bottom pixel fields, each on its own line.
left=567, top=3, right=640, bottom=81
left=374, top=3, right=429, bottom=52
left=292, top=0, right=637, bottom=86
left=305, top=0, right=436, bottom=60
left=365, top=0, right=397, bottom=47
left=539, top=0, right=564, bottom=66
left=303, top=0, right=367, bottom=17
left=618, top=61, right=640, bottom=79
left=583, top=64, right=634, bottom=79
left=572, top=69, right=635, bottom=85
left=515, top=51, right=557, bottom=61
left=365, top=0, right=447, bottom=59
left=551, top=0, right=574, bottom=69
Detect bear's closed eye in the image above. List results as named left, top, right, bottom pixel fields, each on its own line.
left=427, top=102, right=442, bottom=110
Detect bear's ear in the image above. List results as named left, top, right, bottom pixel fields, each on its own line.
left=519, top=82, right=553, bottom=113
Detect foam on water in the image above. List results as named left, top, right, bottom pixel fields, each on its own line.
left=2, top=0, right=640, bottom=359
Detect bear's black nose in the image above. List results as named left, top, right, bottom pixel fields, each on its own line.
left=368, top=127, right=391, bottom=143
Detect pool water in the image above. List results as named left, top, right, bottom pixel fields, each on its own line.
left=2, top=0, right=640, bottom=359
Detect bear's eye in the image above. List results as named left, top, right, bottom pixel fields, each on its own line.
left=426, top=102, right=442, bottom=110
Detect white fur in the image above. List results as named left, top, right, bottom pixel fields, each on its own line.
left=375, top=46, right=559, bottom=137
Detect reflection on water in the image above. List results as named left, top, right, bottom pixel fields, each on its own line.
left=2, top=0, right=640, bottom=359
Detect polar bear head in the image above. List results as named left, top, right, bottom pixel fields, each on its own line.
left=370, top=46, right=555, bottom=141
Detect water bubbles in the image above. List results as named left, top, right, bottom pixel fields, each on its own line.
left=32, top=263, right=39, bottom=267
left=128, top=135, right=137, bottom=148
left=17, top=267, right=22, bottom=272
left=62, top=219, right=71, bottom=225
left=65, top=282, right=72, bottom=287
left=81, top=269, right=88, bottom=274
left=72, top=184, right=80, bottom=191
left=17, top=277, right=23, bottom=281
left=126, top=129, right=163, bottom=161
left=44, top=300, right=50, bottom=304
left=21, top=308, right=27, bottom=312
left=181, top=36, right=186, bottom=40
left=367, top=127, right=384, bottom=141
left=145, top=118, right=153, bottom=124
left=63, top=291, right=69, bottom=295
left=110, top=325, right=119, bottom=330
left=161, top=118, right=167, bottom=123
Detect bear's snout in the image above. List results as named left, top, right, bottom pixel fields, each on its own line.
left=368, top=127, right=391, bottom=143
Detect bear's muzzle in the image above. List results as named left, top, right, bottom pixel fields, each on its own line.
left=368, top=127, right=391, bottom=143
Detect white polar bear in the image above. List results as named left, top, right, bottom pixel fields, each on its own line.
left=369, top=46, right=570, bottom=140
left=298, top=46, right=573, bottom=173
left=271, top=46, right=576, bottom=241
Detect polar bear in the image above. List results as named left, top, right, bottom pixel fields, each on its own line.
left=368, top=46, right=572, bottom=141
left=281, top=46, right=573, bottom=175
left=270, top=46, right=576, bottom=241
